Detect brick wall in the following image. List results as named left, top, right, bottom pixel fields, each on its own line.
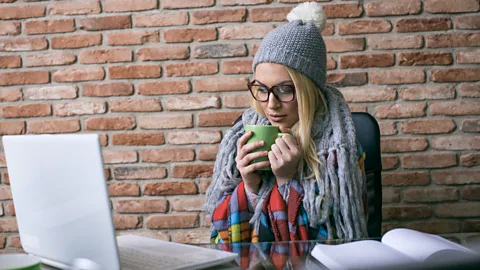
left=0, top=0, right=479, bottom=250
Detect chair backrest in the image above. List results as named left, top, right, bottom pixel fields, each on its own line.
left=351, top=112, right=383, bottom=238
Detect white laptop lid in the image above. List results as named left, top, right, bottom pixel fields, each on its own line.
left=3, top=134, right=120, bottom=269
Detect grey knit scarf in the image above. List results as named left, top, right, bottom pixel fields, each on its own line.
left=204, top=86, right=367, bottom=240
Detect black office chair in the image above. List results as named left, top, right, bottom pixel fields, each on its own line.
left=351, top=112, right=383, bottom=238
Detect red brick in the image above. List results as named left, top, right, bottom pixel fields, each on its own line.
left=404, top=187, right=458, bottom=203
left=163, top=0, right=214, bottom=9
left=399, top=52, right=452, bottom=66
left=144, top=181, right=197, bottom=195
left=137, top=46, right=189, bottom=61
left=53, top=67, right=104, bottom=82
left=146, top=214, right=199, bottom=229
left=164, top=96, right=220, bottom=111
left=249, top=7, right=290, bottom=22
left=0, top=218, right=18, bottom=232
left=340, top=87, right=396, bottom=103
left=139, top=114, right=192, bottom=129
left=134, top=12, right=188, bottom=27
left=165, top=62, right=218, bottom=77
left=112, top=133, right=165, bottom=146
left=198, top=111, right=243, bottom=127
left=400, top=85, right=455, bottom=100
left=349, top=105, right=367, bottom=113
left=0, top=186, right=12, bottom=200
left=401, top=119, right=455, bottom=134
left=83, top=82, right=133, bottom=97
left=381, top=138, right=428, bottom=153
left=462, top=119, right=480, bottom=133
left=193, top=44, right=247, bottom=59
left=463, top=187, right=480, bottom=201
left=0, top=88, right=22, bottom=102
left=324, top=38, right=365, bottom=53
left=455, top=15, right=480, bottom=29
left=167, top=130, right=222, bottom=145
left=25, top=19, right=74, bottom=35
left=223, top=94, right=251, bottom=108
left=431, top=136, right=480, bottom=151
left=371, top=69, right=425, bottom=85
left=460, top=153, right=480, bottom=167
left=107, top=30, right=159, bottom=46
left=114, top=166, right=166, bottom=180
left=368, top=35, right=423, bottom=50
left=51, top=33, right=102, bottom=49
left=339, top=53, right=394, bottom=69
left=456, top=50, right=480, bottom=64
left=366, top=0, right=421, bottom=16
left=85, top=116, right=136, bottom=131
left=172, top=164, right=214, bottom=178
left=2, top=103, right=51, bottom=118
left=117, top=231, right=170, bottom=241
left=427, top=33, right=480, bottom=48
left=382, top=188, right=401, bottom=203
left=138, top=81, right=190, bottom=95
left=407, top=221, right=460, bottom=234
left=433, top=171, right=480, bottom=184
left=383, top=205, right=431, bottom=220
left=193, top=9, right=246, bottom=24
left=109, top=65, right=161, bottom=79
left=327, top=56, right=336, bottom=70
left=338, top=20, right=392, bottom=35
left=78, top=15, right=131, bottom=31
left=327, top=72, right=367, bottom=87
left=222, top=59, right=253, bottom=74
left=194, top=77, right=248, bottom=92
left=102, top=150, right=138, bottom=164
left=220, top=0, right=271, bottom=6
left=219, top=25, right=274, bottom=40
left=323, top=3, right=363, bottom=18
left=0, top=37, right=48, bottom=52
left=79, top=48, right=132, bottom=64
left=0, top=70, right=49, bottom=86
left=379, top=122, right=397, bottom=136
left=0, top=21, right=21, bottom=36
left=431, top=68, right=480, bottom=82
left=436, top=203, right=480, bottom=218
left=0, top=55, right=21, bottom=68
left=382, top=171, right=430, bottom=186
left=54, top=101, right=106, bottom=116
left=25, top=52, right=76, bottom=67
left=163, top=28, right=216, bottom=43
left=402, top=153, right=457, bottom=169
left=48, top=1, right=101, bottom=15
left=103, top=0, right=157, bottom=12
left=29, top=119, right=80, bottom=134
left=172, top=229, right=210, bottom=244
left=430, top=101, right=480, bottom=116
left=375, top=103, right=426, bottom=119
left=111, top=98, right=162, bottom=113
left=108, top=183, right=140, bottom=197
left=114, top=199, right=167, bottom=213
left=0, top=5, right=45, bottom=19
left=5, top=204, right=14, bottom=216
left=199, top=180, right=212, bottom=194
left=396, top=17, right=451, bottom=32
left=170, top=197, right=205, bottom=212
left=0, top=121, right=25, bottom=135
left=464, top=221, right=480, bottom=232
left=113, top=215, right=142, bottom=230
left=141, top=148, right=194, bottom=163
left=425, top=0, right=479, bottom=13
left=198, top=146, right=219, bottom=161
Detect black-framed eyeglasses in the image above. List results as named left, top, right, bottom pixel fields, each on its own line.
left=247, top=80, right=296, bottom=103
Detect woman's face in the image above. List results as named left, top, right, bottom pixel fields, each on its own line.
left=254, top=63, right=299, bottom=128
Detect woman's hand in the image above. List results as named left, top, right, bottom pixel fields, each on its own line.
left=235, top=131, right=270, bottom=194
left=268, top=127, right=302, bottom=185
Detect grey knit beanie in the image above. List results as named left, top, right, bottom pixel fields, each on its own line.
left=252, top=2, right=327, bottom=90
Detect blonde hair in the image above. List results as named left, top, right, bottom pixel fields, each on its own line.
left=252, top=67, right=328, bottom=180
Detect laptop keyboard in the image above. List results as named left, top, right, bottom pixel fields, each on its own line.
left=118, top=246, right=198, bottom=270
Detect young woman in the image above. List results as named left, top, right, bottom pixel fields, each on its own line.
left=204, top=2, right=368, bottom=244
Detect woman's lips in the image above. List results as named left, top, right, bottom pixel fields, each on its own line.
left=269, top=114, right=286, bottom=122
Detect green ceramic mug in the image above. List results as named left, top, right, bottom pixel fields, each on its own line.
left=245, top=125, right=290, bottom=171
left=0, top=254, right=41, bottom=270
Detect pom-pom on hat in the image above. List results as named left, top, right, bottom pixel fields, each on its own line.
left=252, top=2, right=328, bottom=91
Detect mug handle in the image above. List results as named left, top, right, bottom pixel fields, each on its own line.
left=277, top=132, right=291, bottom=138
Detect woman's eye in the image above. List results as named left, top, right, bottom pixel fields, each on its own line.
left=257, top=86, right=269, bottom=93
left=278, top=85, right=294, bottom=93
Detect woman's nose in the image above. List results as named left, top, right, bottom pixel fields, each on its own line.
left=267, top=93, right=280, bottom=109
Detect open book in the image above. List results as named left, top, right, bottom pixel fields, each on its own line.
left=311, top=228, right=478, bottom=270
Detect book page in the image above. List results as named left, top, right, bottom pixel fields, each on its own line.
left=381, top=228, right=476, bottom=262
left=311, top=240, right=415, bottom=270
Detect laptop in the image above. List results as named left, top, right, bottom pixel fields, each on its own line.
left=2, top=134, right=237, bottom=270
